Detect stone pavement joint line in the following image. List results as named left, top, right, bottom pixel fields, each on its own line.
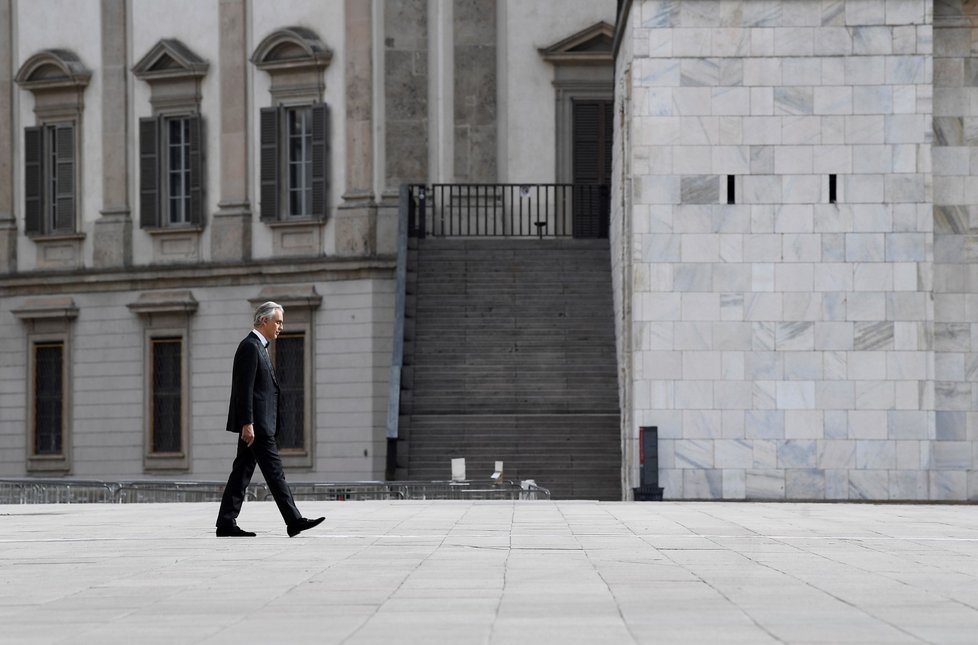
left=1, top=501, right=977, bottom=644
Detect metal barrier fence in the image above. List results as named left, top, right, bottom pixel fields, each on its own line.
left=0, top=478, right=551, bottom=504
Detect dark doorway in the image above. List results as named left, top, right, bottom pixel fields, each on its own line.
left=572, top=99, right=612, bottom=238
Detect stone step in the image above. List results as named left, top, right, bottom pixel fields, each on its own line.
left=400, top=239, right=620, bottom=499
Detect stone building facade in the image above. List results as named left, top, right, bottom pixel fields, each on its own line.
left=0, top=0, right=616, bottom=483
left=613, top=0, right=978, bottom=499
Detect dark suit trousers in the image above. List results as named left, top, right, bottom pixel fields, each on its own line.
left=216, top=429, right=301, bottom=528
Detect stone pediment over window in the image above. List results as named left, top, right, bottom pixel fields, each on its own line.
left=251, top=27, right=333, bottom=73
left=15, top=49, right=91, bottom=92
left=127, top=290, right=199, bottom=317
left=16, top=49, right=91, bottom=120
left=248, top=285, right=322, bottom=311
left=539, top=22, right=614, bottom=66
left=252, top=27, right=333, bottom=104
left=133, top=39, right=209, bottom=82
left=133, top=40, right=208, bottom=112
left=13, top=296, right=79, bottom=321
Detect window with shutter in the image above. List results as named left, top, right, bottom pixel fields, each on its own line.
left=24, top=127, right=43, bottom=235
left=260, top=103, right=330, bottom=223
left=139, top=117, right=160, bottom=228
left=138, top=114, right=205, bottom=229
left=53, top=125, right=75, bottom=233
left=260, top=107, right=280, bottom=221
left=311, top=104, right=329, bottom=220
left=22, top=123, right=76, bottom=236
left=151, top=338, right=183, bottom=454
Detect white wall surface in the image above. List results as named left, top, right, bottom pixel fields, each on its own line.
left=14, top=0, right=103, bottom=268
left=500, top=0, right=617, bottom=183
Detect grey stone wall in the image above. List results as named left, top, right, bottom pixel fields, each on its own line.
left=385, top=0, right=429, bottom=187
left=453, top=0, right=497, bottom=181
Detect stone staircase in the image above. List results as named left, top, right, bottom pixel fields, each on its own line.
left=397, top=238, right=622, bottom=500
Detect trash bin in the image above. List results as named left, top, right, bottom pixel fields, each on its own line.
left=633, top=426, right=664, bottom=501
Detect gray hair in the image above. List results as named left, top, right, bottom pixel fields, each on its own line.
left=253, top=301, right=283, bottom=327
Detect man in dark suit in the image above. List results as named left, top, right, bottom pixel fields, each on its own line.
left=215, top=301, right=324, bottom=538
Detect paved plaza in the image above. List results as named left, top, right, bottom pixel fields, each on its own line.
left=1, top=500, right=977, bottom=644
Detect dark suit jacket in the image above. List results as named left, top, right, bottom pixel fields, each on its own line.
left=225, top=332, right=280, bottom=435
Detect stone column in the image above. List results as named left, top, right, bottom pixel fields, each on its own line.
left=93, top=0, right=132, bottom=268
left=453, top=0, right=496, bottom=182
left=335, top=0, right=378, bottom=257
left=211, top=0, right=252, bottom=262
left=0, top=0, right=17, bottom=273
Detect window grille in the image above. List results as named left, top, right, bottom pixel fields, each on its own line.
left=151, top=338, right=182, bottom=454
left=34, top=343, right=64, bottom=455
left=275, top=333, right=305, bottom=451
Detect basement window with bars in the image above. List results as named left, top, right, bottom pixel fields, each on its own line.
left=129, top=292, right=196, bottom=472
left=151, top=338, right=183, bottom=454
left=33, top=342, right=65, bottom=456
left=273, top=332, right=306, bottom=453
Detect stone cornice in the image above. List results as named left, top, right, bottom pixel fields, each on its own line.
left=0, top=256, right=395, bottom=297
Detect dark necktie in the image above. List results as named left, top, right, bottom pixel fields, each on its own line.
left=260, top=341, right=278, bottom=384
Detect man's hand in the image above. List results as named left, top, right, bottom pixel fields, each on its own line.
left=241, top=424, right=255, bottom=447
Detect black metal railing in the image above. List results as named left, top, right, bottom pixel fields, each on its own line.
left=407, top=183, right=609, bottom=239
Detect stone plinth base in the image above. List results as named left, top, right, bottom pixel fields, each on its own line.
left=93, top=212, right=132, bottom=268
left=211, top=204, right=252, bottom=262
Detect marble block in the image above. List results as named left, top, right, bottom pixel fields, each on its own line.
left=930, top=470, right=968, bottom=501
left=722, top=469, right=747, bottom=499
left=746, top=469, right=786, bottom=498
left=786, top=468, right=826, bottom=499
left=746, top=410, right=785, bottom=439
left=817, top=439, right=856, bottom=468
left=675, top=439, right=714, bottom=469
left=779, top=439, right=818, bottom=467
left=684, top=469, right=722, bottom=499
left=889, top=470, right=928, bottom=500
left=849, top=469, right=889, bottom=499
left=856, top=440, right=896, bottom=469
left=715, top=439, right=754, bottom=468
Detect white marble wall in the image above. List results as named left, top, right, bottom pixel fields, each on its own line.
left=932, top=2, right=978, bottom=500
left=615, top=0, right=973, bottom=500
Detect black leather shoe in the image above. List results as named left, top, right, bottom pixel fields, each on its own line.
left=216, top=525, right=256, bottom=537
left=287, top=516, right=325, bottom=538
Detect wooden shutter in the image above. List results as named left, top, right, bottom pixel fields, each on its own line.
left=259, top=107, right=280, bottom=222
left=188, top=116, right=204, bottom=226
left=311, top=103, right=330, bottom=221
left=53, top=124, right=75, bottom=233
left=139, top=116, right=160, bottom=228
left=24, top=126, right=44, bottom=235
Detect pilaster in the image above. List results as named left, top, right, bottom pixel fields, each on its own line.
left=212, top=0, right=252, bottom=262
left=0, top=0, right=16, bottom=273
left=93, top=0, right=132, bottom=268
left=336, top=0, right=378, bottom=257
left=453, top=0, right=496, bottom=182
